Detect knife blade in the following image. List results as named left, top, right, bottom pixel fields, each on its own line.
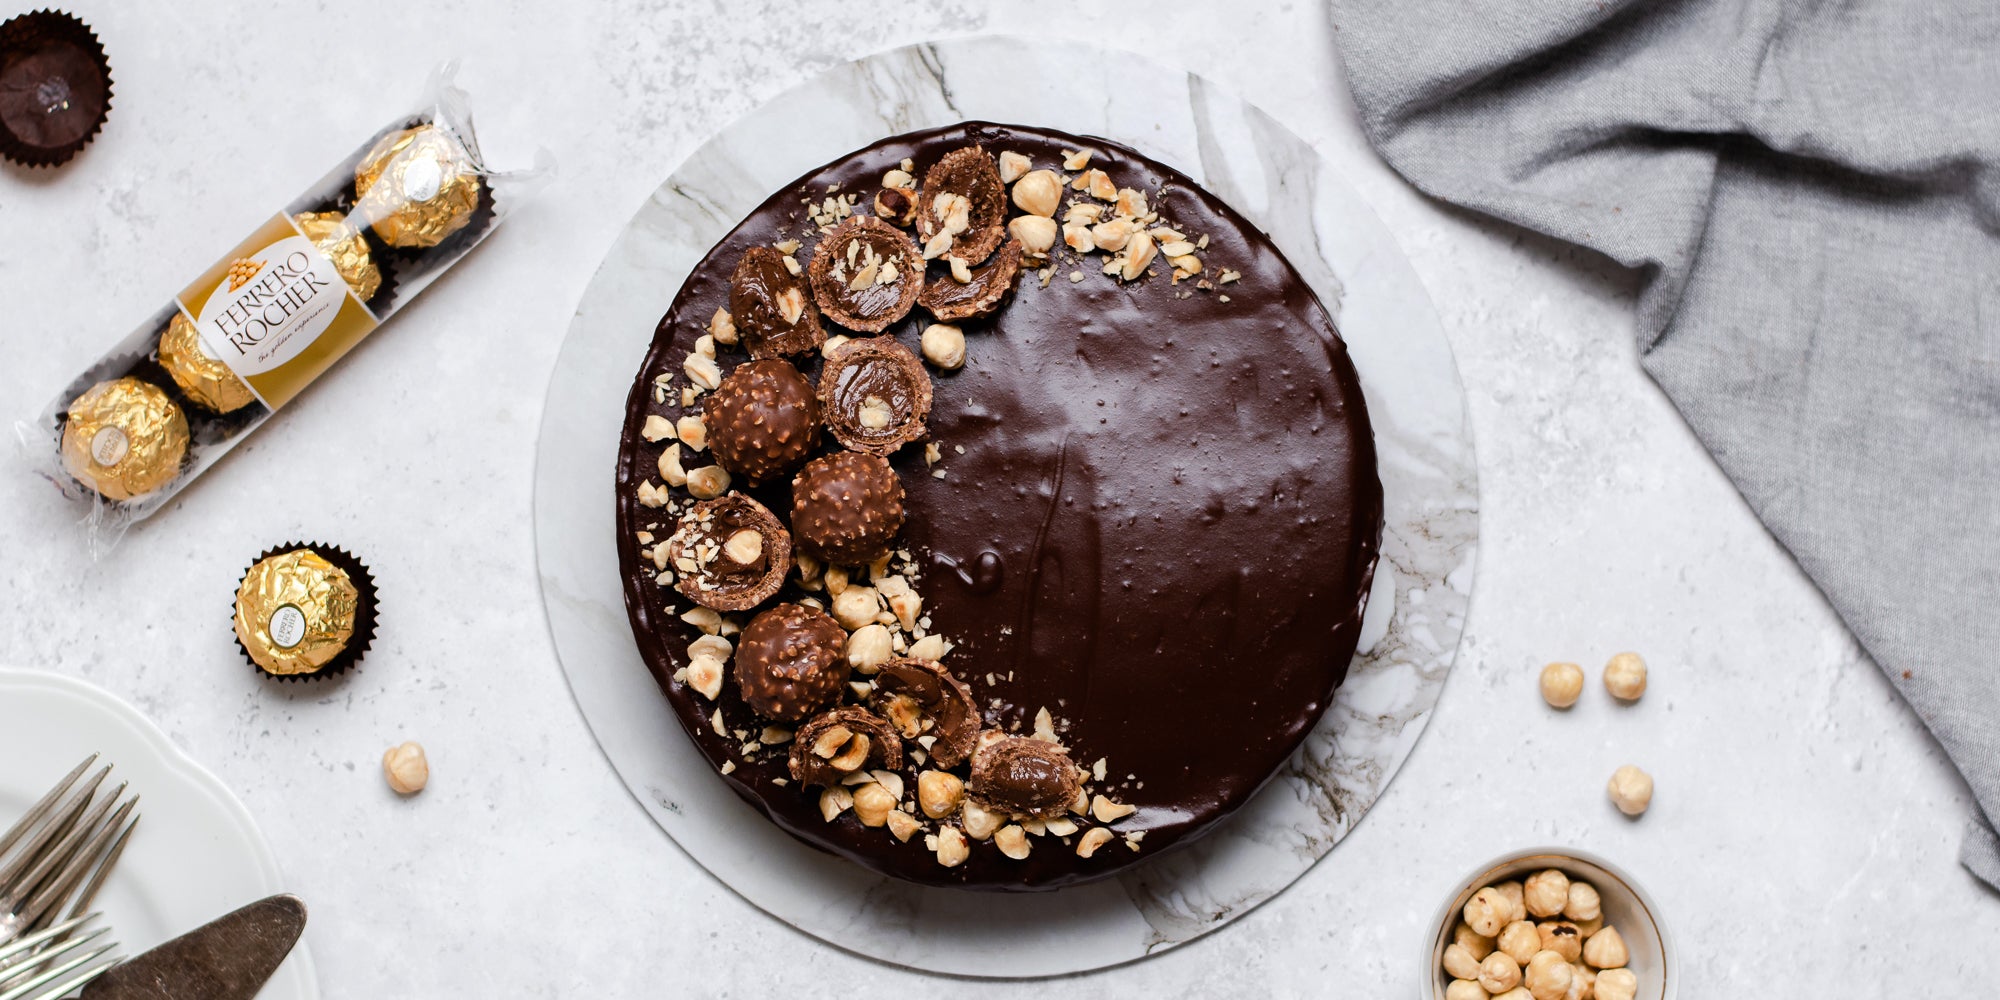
left=80, top=894, right=305, bottom=1000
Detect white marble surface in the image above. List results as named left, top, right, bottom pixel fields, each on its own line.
left=536, top=37, right=1473, bottom=976
left=0, top=3, right=1992, bottom=996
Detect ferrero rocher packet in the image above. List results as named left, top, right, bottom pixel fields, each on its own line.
left=15, top=64, right=550, bottom=551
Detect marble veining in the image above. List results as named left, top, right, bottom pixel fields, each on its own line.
left=533, top=37, right=1476, bottom=976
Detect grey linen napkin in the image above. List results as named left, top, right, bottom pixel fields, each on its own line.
left=1329, top=0, right=2000, bottom=887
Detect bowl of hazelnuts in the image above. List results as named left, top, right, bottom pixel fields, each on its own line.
left=1424, top=847, right=1675, bottom=1000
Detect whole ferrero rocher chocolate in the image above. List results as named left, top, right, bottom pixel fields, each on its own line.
left=915, top=145, right=1007, bottom=266
left=728, top=246, right=824, bottom=360
left=58, top=378, right=188, bottom=500
left=664, top=493, right=792, bottom=612
left=233, top=546, right=374, bottom=679
left=808, top=216, right=924, bottom=332
left=969, top=734, right=1083, bottom=820
left=789, top=706, right=904, bottom=788
left=734, top=602, right=849, bottom=722
left=869, top=656, right=980, bottom=769
left=353, top=124, right=482, bottom=248
left=293, top=210, right=382, bottom=302
left=790, top=451, right=905, bottom=566
left=157, top=312, right=256, bottom=413
left=702, top=359, right=819, bottom=485
left=920, top=237, right=1024, bottom=322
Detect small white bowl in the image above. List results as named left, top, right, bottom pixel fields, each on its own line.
left=1421, top=847, right=1676, bottom=1000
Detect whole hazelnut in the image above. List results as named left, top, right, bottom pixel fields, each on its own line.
left=1604, top=652, right=1648, bottom=700
left=382, top=741, right=429, bottom=795
left=1567, top=965, right=1596, bottom=1000
left=1582, top=925, right=1629, bottom=969
left=1593, top=967, right=1637, bottom=1000
left=1496, top=920, right=1540, bottom=964
left=1493, top=991, right=1534, bottom=1000
left=1453, top=922, right=1496, bottom=960
left=1495, top=880, right=1528, bottom=923
left=1478, top=952, right=1522, bottom=994
left=920, top=323, right=966, bottom=370
left=1010, top=169, right=1062, bottom=217
left=1573, top=914, right=1604, bottom=938
left=1442, top=943, right=1483, bottom=981
left=1463, top=886, right=1510, bottom=937
left=1537, top=921, right=1583, bottom=963
left=1563, top=881, right=1602, bottom=922
left=1539, top=661, right=1584, bottom=708
left=1607, top=764, right=1654, bottom=816
left=1524, top=869, right=1571, bottom=918
left=1523, top=951, right=1574, bottom=1000
left=1444, top=981, right=1485, bottom=1000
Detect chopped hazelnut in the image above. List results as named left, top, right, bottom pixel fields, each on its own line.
left=1607, top=764, right=1653, bottom=816
left=1540, top=661, right=1584, bottom=708
left=997, top=150, right=1031, bottom=184
left=1008, top=215, right=1058, bottom=255
left=917, top=769, right=964, bottom=819
left=1090, top=795, right=1135, bottom=823
left=1604, top=651, right=1648, bottom=700
left=1582, top=925, right=1628, bottom=969
left=1593, top=968, right=1637, bottom=1000
left=684, top=352, right=722, bottom=391
left=1523, top=951, right=1573, bottom=1000
left=1497, top=920, right=1540, bottom=963
left=1478, top=953, right=1522, bottom=994
left=1076, top=826, right=1115, bottom=858
left=685, top=655, right=724, bottom=700
left=1090, top=218, right=1133, bottom=252
left=1119, top=231, right=1157, bottom=281
left=920, top=323, right=966, bottom=370
left=657, top=443, right=687, bottom=487
left=960, top=798, right=1003, bottom=840
left=933, top=825, right=969, bottom=867
left=1062, top=149, right=1092, bottom=170
left=641, top=414, right=675, bottom=442
left=994, top=824, right=1031, bottom=859
left=831, top=585, right=883, bottom=631
left=676, top=415, right=708, bottom=452
left=1113, top=187, right=1148, bottom=218
left=1062, top=222, right=1096, bottom=253
left=818, top=785, right=853, bottom=822
left=845, top=623, right=893, bottom=673
left=708, top=308, right=738, bottom=346
left=886, top=809, right=920, bottom=842
left=382, top=742, right=428, bottom=795
left=1524, top=869, right=1570, bottom=918
left=722, top=528, right=763, bottom=566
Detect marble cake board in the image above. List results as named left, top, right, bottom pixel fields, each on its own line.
left=531, top=36, right=1478, bottom=978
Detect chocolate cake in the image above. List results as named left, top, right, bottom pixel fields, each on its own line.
left=615, top=122, right=1381, bottom=891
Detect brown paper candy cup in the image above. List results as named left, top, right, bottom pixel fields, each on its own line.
left=0, top=10, right=112, bottom=168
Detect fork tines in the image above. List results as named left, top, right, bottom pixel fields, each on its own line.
left=0, top=756, right=135, bottom=999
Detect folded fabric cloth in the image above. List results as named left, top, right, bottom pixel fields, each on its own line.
left=1329, top=0, right=2000, bottom=887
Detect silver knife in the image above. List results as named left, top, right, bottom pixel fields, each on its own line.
left=80, top=894, right=305, bottom=1000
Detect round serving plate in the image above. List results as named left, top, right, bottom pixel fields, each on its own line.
left=532, top=36, right=1478, bottom=977
left=0, top=667, right=319, bottom=999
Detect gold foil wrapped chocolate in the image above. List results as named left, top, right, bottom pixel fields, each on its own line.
left=353, top=125, right=481, bottom=248
left=293, top=210, right=382, bottom=302
left=157, top=312, right=257, bottom=413
left=234, top=548, right=360, bottom=676
left=58, top=378, right=189, bottom=500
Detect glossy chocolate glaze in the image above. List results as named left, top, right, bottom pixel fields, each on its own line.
left=616, top=123, right=1381, bottom=891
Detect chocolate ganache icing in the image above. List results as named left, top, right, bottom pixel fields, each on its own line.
left=615, top=122, right=1381, bottom=890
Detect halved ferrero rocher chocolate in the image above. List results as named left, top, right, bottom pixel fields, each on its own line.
left=735, top=602, right=849, bottom=722
left=293, top=210, right=382, bottom=302
left=232, top=544, right=376, bottom=681
left=807, top=216, right=924, bottom=333
left=790, top=452, right=905, bottom=566
left=869, top=656, right=980, bottom=769
left=729, top=246, right=825, bottom=359
left=969, top=734, right=1084, bottom=820
left=158, top=312, right=256, bottom=414
left=919, top=237, right=1024, bottom=322
left=665, top=493, right=793, bottom=612
left=353, top=124, right=483, bottom=248
left=816, top=337, right=931, bottom=456
left=915, top=146, right=1007, bottom=267
left=789, top=706, right=904, bottom=788
left=702, top=359, right=819, bottom=485
left=58, top=378, right=189, bottom=501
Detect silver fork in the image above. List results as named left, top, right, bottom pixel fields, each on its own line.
left=0, top=756, right=138, bottom=1000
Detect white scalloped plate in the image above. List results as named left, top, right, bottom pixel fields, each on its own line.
left=0, top=667, right=318, bottom=1000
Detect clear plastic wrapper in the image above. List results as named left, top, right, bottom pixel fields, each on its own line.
left=16, top=63, right=552, bottom=552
